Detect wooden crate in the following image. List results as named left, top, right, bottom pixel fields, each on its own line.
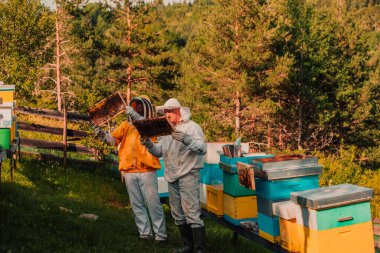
left=206, top=184, right=224, bottom=216
left=223, top=193, right=257, bottom=219
left=258, top=229, right=281, bottom=244
left=279, top=218, right=301, bottom=252
left=296, top=221, right=375, bottom=253
left=0, top=85, right=15, bottom=107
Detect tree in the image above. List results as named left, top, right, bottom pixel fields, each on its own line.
left=0, top=0, right=53, bottom=103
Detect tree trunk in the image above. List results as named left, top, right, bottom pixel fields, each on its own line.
left=297, top=94, right=303, bottom=150
left=56, top=8, right=62, bottom=112
left=126, top=1, right=132, bottom=104
left=278, top=124, right=284, bottom=150
left=63, top=106, right=67, bottom=166
left=267, top=126, right=271, bottom=149
left=235, top=91, right=241, bottom=137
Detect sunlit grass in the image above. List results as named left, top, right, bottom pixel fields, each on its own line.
left=0, top=155, right=272, bottom=253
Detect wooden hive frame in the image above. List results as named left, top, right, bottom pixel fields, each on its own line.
left=87, top=91, right=129, bottom=126
left=133, top=116, right=174, bottom=138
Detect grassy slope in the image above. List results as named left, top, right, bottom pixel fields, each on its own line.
left=0, top=157, right=272, bottom=253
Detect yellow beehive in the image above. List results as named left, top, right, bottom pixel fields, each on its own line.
left=279, top=218, right=301, bottom=252
left=0, top=85, right=15, bottom=107
left=296, top=221, right=375, bottom=253
left=259, top=229, right=281, bottom=244
left=223, top=193, right=257, bottom=219
left=206, top=184, right=224, bottom=217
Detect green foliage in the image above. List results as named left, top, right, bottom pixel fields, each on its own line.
left=0, top=0, right=54, bottom=102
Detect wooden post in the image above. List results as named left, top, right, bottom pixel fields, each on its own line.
left=9, top=154, right=13, bottom=182
left=0, top=161, right=2, bottom=193
left=63, top=107, right=67, bottom=166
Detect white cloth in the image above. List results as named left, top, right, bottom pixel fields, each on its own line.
left=147, top=105, right=206, bottom=183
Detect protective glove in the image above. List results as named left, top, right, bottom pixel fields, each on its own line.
left=140, top=136, right=153, bottom=149
left=172, top=130, right=193, bottom=146
left=125, top=105, right=143, bottom=121
left=92, top=125, right=106, bottom=139
left=92, top=125, right=115, bottom=145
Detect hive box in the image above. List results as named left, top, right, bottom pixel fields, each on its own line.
left=0, top=85, right=15, bottom=107
left=0, top=107, right=13, bottom=128
left=291, top=184, right=374, bottom=253
left=223, top=193, right=258, bottom=220
left=251, top=154, right=318, bottom=170
left=272, top=201, right=300, bottom=252
left=206, top=184, right=224, bottom=217
left=255, top=175, right=319, bottom=201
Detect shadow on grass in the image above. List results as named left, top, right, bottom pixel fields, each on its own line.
left=1, top=156, right=273, bottom=253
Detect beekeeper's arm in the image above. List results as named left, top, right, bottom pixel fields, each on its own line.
left=140, top=137, right=163, bottom=158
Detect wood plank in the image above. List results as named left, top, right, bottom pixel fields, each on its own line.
left=19, top=122, right=88, bottom=137
left=15, top=106, right=90, bottom=121
left=20, top=151, right=119, bottom=168
left=20, top=138, right=95, bottom=155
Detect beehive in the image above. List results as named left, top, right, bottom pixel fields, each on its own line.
left=0, top=106, right=13, bottom=128
left=223, top=193, right=257, bottom=220
left=272, top=201, right=300, bottom=252
left=206, top=184, right=224, bottom=216
left=0, top=85, right=15, bottom=107
left=291, top=184, right=374, bottom=253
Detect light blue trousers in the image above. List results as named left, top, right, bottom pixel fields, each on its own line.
left=123, top=171, right=167, bottom=240
left=168, top=170, right=204, bottom=228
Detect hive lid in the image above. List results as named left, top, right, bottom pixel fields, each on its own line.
left=253, top=165, right=322, bottom=180
left=0, top=85, right=15, bottom=91
left=252, top=154, right=318, bottom=170
left=87, top=91, right=128, bottom=126
left=272, top=201, right=296, bottom=220
left=290, top=184, right=373, bottom=210
left=133, top=116, right=174, bottom=137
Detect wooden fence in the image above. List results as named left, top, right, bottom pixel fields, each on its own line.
left=15, top=106, right=99, bottom=165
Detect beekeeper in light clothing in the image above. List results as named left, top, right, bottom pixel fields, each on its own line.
left=141, top=98, right=207, bottom=253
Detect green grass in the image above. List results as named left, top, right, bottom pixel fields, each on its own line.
left=0, top=156, right=272, bottom=253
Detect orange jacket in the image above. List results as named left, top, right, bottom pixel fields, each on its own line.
left=111, top=121, right=161, bottom=173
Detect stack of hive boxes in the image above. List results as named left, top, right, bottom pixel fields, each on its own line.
left=0, top=85, right=16, bottom=158
left=290, top=184, right=375, bottom=253
left=200, top=143, right=235, bottom=210
left=157, top=158, right=168, bottom=198
left=251, top=155, right=321, bottom=245
left=219, top=152, right=274, bottom=225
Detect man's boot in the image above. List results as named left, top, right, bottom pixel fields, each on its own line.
left=175, top=224, right=194, bottom=253
left=192, top=226, right=206, bottom=253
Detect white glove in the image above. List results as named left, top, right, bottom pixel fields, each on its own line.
left=126, top=105, right=143, bottom=121
left=92, top=125, right=105, bottom=139
left=140, top=136, right=153, bottom=149
left=172, top=130, right=193, bottom=146
left=92, top=125, right=115, bottom=145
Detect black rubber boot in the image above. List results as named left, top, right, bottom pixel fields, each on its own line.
left=175, top=224, right=194, bottom=253
left=192, top=226, right=206, bottom=253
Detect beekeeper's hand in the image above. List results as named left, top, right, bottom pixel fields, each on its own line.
left=140, top=136, right=153, bottom=149
left=125, top=105, right=143, bottom=121
left=172, top=130, right=192, bottom=146
left=92, top=124, right=115, bottom=145
left=92, top=125, right=105, bottom=139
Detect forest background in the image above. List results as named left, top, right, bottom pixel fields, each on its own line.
left=0, top=0, right=380, bottom=216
